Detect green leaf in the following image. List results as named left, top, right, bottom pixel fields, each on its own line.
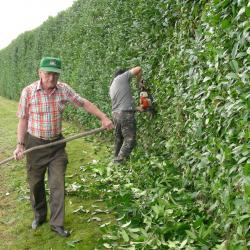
left=117, top=214, right=125, bottom=221
left=185, top=230, right=197, bottom=240
left=100, top=222, right=111, bottom=228
left=244, top=185, right=250, bottom=197
left=226, top=72, right=238, bottom=80
left=203, top=76, right=211, bottom=82
left=121, top=229, right=129, bottom=242
left=238, top=157, right=248, bottom=164
left=103, top=243, right=112, bottom=249
left=232, top=42, right=239, bottom=58
left=236, top=225, right=243, bottom=236
left=236, top=7, right=245, bottom=19
left=221, top=19, right=231, bottom=29
left=121, top=221, right=131, bottom=228
left=246, top=7, right=250, bottom=17
left=180, top=239, right=188, bottom=249
left=66, top=239, right=81, bottom=248
left=230, top=60, right=239, bottom=73
left=128, top=228, right=141, bottom=233
left=87, top=216, right=102, bottom=222
left=243, top=163, right=250, bottom=175
left=239, top=214, right=250, bottom=222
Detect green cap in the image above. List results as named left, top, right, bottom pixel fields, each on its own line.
left=39, top=57, right=62, bottom=73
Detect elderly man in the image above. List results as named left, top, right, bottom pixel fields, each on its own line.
left=13, top=57, right=113, bottom=237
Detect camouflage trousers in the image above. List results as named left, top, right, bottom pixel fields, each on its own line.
left=112, top=111, right=136, bottom=161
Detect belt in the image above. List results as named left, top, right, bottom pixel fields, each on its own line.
left=29, top=133, right=61, bottom=141
left=113, top=110, right=135, bottom=113
left=39, top=135, right=61, bottom=141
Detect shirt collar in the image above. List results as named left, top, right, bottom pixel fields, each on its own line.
left=36, top=80, right=42, bottom=91
left=36, top=79, right=58, bottom=93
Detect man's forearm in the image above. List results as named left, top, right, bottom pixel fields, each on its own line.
left=136, top=71, right=142, bottom=83
left=130, top=66, right=142, bottom=83
left=83, top=100, right=107, bottom=120
left=17, top=118, right=28, bottom=144
left=82, top=100, right=113, bottom=130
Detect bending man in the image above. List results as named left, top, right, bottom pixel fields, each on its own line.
left=109, top=66, right=143, bottom=163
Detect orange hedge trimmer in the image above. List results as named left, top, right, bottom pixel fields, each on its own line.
left=138, top=79, right=156, bottom=116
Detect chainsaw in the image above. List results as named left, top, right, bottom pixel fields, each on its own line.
left=138, top=79, right=156, bottom=116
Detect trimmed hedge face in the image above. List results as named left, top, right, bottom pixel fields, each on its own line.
left=0, top=0, right=249, bottom=248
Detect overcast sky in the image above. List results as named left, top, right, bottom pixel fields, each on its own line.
left=0, top=0, right=75, bottom=50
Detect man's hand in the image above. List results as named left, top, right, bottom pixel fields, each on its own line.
left=139, top=79, right=145, bottom=89
left=136, top=106, right=144, bottom=112
left=13, top=144, right=25, bottom=160
left=101, top=116, right=114, bottom=130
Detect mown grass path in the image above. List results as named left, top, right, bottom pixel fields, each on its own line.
left=0, top=96, right=114, bottom=250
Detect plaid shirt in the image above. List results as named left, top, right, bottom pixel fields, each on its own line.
left=17, top=80, right=86, bottom=139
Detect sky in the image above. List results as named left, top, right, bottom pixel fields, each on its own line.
left=0, top=0, right=75, bottom=50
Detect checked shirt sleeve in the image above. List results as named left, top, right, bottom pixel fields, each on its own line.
left=17, top=88, right=29, bottom=119
left=64, top=84, right=87, bottom=107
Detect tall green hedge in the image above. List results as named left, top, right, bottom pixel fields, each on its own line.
left=0, top=0, right=249, bottom=248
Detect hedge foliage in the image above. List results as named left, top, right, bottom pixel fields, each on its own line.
left=0, top=0, right=249, bottom=248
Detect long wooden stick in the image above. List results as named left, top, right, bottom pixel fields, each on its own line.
left=0, top=127, right=105, bottom=166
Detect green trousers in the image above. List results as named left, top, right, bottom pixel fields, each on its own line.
left=25, top=133, right=68, bottom=227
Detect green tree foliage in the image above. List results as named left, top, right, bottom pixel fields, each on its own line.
left=0, top=0, right=249, bottom=248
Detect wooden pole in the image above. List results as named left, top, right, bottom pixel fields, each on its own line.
left=0, top=127, right=105, bottom=166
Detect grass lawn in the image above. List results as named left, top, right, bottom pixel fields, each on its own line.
left=0, top=96, right=115, bottom=250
